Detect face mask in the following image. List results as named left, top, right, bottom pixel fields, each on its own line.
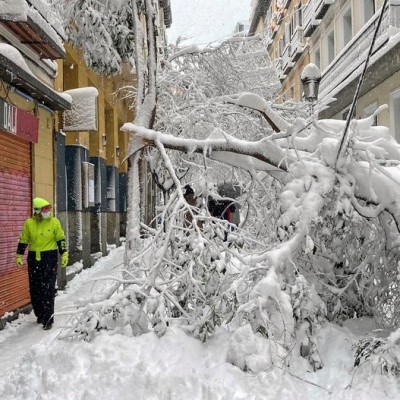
left=41, top=211, right=51, bottom=219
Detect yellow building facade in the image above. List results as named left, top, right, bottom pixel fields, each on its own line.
left=0, top=1, right=70, bottom=319
left=0, top=0, right=171, bottom=325
left=55, top=44, right=134, bottom=275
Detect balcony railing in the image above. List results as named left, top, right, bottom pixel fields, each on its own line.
left=274, top=57, right=283, bottom=70
left=315, top=0, right=335, bottom=19
left=304, top=1, right=320, bottom=37
left=282, top=44, right=293, bottom=74
left=304, top=0, right=335, bottom=37
left=274, top=57, right=286, bottom=80
left=319, top=3, right=400, bottom=99
left=291, top=27, right=305, bottom=61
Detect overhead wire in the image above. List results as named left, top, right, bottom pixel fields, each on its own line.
left=334, top=0, right=389, bottom=169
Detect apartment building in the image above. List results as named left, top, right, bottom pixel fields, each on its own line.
left=250, top=0, right=400, bottom=140
left=0, top=0, right=172, bottom=324
left=56, top=45, right=134, bottom=276
left=58, top=0, right=172, bottom=269
left=0, top=0, right=71, bottom=318
left=250, top=0, right=310, bottom=102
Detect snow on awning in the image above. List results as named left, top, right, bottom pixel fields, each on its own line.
left=0, top=43, right=33, bottom=76
left=0, top=0, right=28, bottom=21
left=28, top=0, right=66, bottom=41
left=0, top=0, right=65, bottom=59
left=0, top=43, right=70, bottom=110
left=63, top=88, right=99, bottom=132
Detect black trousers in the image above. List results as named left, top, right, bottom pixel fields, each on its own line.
left=27, top=250, right=58, bottom=326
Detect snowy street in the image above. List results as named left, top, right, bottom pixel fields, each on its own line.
left=0, top=247, right=125, bottom=372
left=0, top=246, right=398, bottom=400
left=1, top=0, right=400, bottom=399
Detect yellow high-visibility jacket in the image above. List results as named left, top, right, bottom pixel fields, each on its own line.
left=17, top=216, right=66, bottom=261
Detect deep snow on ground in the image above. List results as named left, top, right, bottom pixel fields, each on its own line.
left=0, top=246, right=399, bottom=400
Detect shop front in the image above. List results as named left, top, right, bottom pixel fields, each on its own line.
left=0, top=98, right=39, bottom=316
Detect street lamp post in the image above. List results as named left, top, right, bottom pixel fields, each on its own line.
left=300, top=63, right=321, bottom=111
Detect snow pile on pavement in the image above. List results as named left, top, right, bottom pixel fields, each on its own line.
left=0, top=247, right=399, bottom=400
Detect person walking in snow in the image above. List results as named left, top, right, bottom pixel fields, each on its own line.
left=207, top=197, right=236, bottom=241
left=183, top=184, right=203, bottom=230
left=15, top=197, right=68, bottom=330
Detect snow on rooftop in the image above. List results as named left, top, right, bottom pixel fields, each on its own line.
left=27, top=0, right=66, bottom=41
left=0, top=43, right=34, bottom=75
left=63, top=87, right=99, bottom=132
left=0, top=1, right=65, bottom=52
left=0, top=0, right=28, bottom=21
left=27, top=6, right=64, bottom=52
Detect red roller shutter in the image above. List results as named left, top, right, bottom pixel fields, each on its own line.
left=0, top=130, right=31, bottom=316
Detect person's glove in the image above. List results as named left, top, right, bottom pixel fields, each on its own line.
left=61, top=252, right=69, bottom=268
left=15, top=255, right=24, bottom=267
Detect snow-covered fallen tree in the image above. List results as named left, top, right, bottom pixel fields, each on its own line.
left=53, top=30, right=400, bottom=376
left=52, top=1, right=400, bottom=377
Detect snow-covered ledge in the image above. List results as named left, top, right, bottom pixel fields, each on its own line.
left=0, top=0, right=28, bottom=21
left=63, top=87, right=99, bottom=132
left=0, top=43, right=33, bottom=76
left=0, top=0, right=65, bottom=59
left=0, top=43, right=70, bottom=110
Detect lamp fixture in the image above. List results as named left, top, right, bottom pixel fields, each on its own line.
left=300, top=63, right=321, bottom=103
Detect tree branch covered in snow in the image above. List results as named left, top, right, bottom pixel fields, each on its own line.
left=53, top=11, right=400, bottom=375
left=120, top=39, right=400, bottom=352
left=51, top=0, right=136, bottom=75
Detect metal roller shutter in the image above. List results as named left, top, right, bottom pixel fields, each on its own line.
left=0, top=130, right=31, bottom=316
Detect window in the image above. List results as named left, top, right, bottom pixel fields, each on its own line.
left=390, top=89, right=400, bottom=141
left=363, top=0, right=375, bottom=23
left=295, top=4, right=303, bottom=28
left=313, top=47, right=321, bottom=69
left=364, top=102, right=378, bottom=126
left=342, top=7, right=352, bottom=47
left=284, top=23, right=292, bottom=46
left=279, top=39, right=285, bottom=56
left=327, top=29, right=335, bottom=65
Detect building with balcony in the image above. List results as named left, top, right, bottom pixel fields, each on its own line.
left=55, top=45, right=135, bottom=277
left=0, top=0, right=172, bottom=326
left=250, top=0, right=400, bottom=142
left=249, top=0, right=310, bottom=103
left=307, top=0, right=400, bottom=139
left=55, top=0, right=172, bottom=275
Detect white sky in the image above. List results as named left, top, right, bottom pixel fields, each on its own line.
left=167, top=0, right=253, bottom=46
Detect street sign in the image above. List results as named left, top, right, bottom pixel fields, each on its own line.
left=0, top=97, right=39, bottom=143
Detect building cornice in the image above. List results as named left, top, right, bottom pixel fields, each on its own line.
left=0, top=52, right=70, bottom=110
left=248, top=0, right=272, bottom=36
